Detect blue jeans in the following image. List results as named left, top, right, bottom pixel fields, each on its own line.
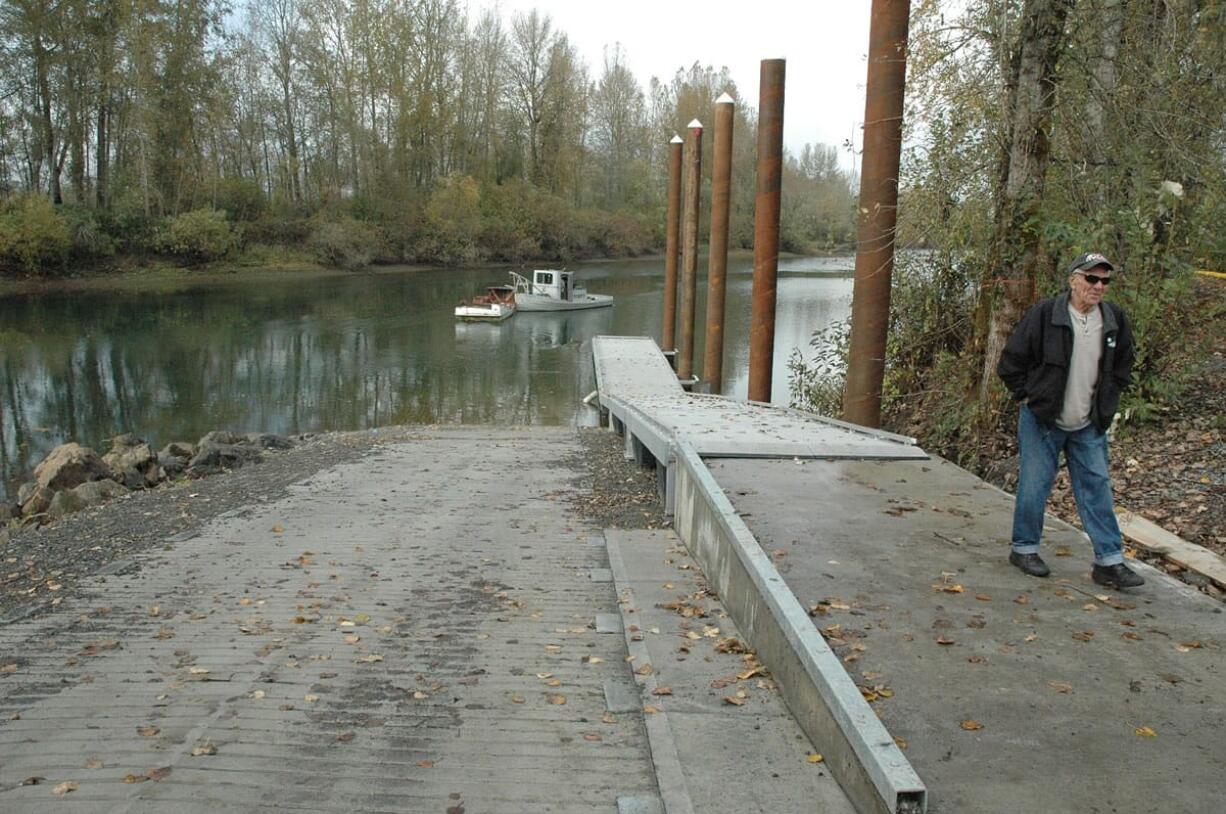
left=1011, top=405, right=1124, bottom=566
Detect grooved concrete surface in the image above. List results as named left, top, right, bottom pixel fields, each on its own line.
left=713, top=455, right=1226, bottom=814
left=0, top=428, right=658, bottom=813
left=605, top=529, right=856, bottom=814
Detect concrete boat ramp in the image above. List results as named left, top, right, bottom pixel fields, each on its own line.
left=0, top=338, right=1220, bottom=814
left=593, top=336, right=1224, bottom=814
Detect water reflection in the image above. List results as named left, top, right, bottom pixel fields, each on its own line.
left=0, top=256, right=851, bottom=495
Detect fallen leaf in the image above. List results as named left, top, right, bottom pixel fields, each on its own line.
left=145, top=767, right=172, bottom=781
left=510, top=694, right=525, bottom=704
left=122, top=774, right=148, bottom=784
left=189, top=666, right=210, bottom=675
left=85, top=759, right=103, bottom=769
left=137, top=725, right=160, bottom=737
left=974, top=593, right=991, bottom=601
left=893, top=735, right=908, bottom=750
left=1024, top=633, right=1039, bottom=643
left=546, top=679, right=562, bottom=687
left=634, top=663, right=654, bottom=676
left=353, top=613, right=371, bottom=624
left=344, top=634, right=360, bottom=644
left=602, top=711, right=617, bottom=724
left=652, top=686, right=673, bottom=696
left=935, top=636, right=955, bottom=646
left=271, top=524, right=284, bottom=533
left=807, top=753, right=824, bottom=763
left=1013, top=595, right=1030, bottom=605
left=191, top=743, right=218, bottom=756
left=1047, top=682, right=1073, bottom=694
left=1054, top=546, right=1072, bottom=557
left=643, top=705, right=660, bottom=714
left=536, top=672, right=554, bottom=679
left=336, top=732, right=355, bottom=742
left=1072, top=631, right=1095, bottom=642
left=1134, top=726, right=1157, bottom=737
left=412, top=691, right=429, bottom=700
left=582, top=656, right=604, bottom=664
left=546, top=693, right=567, bottom=705
left=583, top=733, right=603, bottom=742
left=52, top=781, right=79, bottom=795
left=1, top=663, right=17, bottom=674
left=960, top=720, right=983, bottom=731
left=355, top=654, right=383, bottom=663
left=304, top=694, right=319, bottom=703
left=722, top=695, right=745, bottom=706
left=1122, top=632, right=1142, bottom=641
left=1176, top=641, right=1202, bottom=652
left=932, top=582, right=965, bottom=594
left=417, top=759, right=435, bottom=768
left=20, top=776, right=45, bottom=786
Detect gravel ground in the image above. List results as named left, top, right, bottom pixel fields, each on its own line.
left=0, top=426, right=666, bottom=624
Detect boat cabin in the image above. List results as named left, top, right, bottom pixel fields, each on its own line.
left=530, top=270, right=575, bottom=301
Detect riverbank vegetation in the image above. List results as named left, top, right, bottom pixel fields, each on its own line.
left=791, top=0, right=1226, bottom=469
left=0, top=1, right=856, bottom=278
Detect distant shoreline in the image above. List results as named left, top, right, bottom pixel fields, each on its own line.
left=0, top=247, right=851, bottom=297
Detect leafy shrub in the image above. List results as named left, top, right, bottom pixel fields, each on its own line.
left=159, top=208, right=237, bottom=263
left=215, top=178, right=267, bottom=222
left=0, top=194, right=71, bottom=276
left=414, top=175, right=483, bottom=266
left=59, top=205, right=116, bottom=259
left=310, top=217, right=377, bottom=270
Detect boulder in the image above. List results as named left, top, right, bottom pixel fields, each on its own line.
left=20, top=484, right=54, bottom=519
left=187, top=440, right=263, bottom=478
left=71, top=479, right=130, bottom=507
left=48, top=489, right=89, bottom=520
left=102, top=434, right=162, bottom=490
left=158, top=441, right=198, bottom=479
left=163, top=441, right=196, bottom=459
left=16, top=481, right=37, bottom=506
left=197, top=430, right=246, bottom=448
left=245, top=432, right=294, bottom=450
left=32, top=443, right=112, bottom=492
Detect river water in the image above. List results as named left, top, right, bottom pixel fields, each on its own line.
left=0, top=254, right=853, bottom=497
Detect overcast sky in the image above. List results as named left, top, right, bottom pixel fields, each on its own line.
left=471, top=0, right=874, bottom=170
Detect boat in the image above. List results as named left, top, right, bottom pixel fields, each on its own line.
left=454, top=285, right=516, bottom=322
left=510, top=270, right=613, bottom=311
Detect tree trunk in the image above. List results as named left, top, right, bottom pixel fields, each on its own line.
left=977, top=0, right=1076, bottom=404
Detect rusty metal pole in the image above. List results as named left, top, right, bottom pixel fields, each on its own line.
left=662, top=135, right=684, bottom=354
left=748, top=59, right=785, bottom=403
left=703, top=94, right=735, bottom=395
left=677, top=120, right=703, bottom=382
left=842, top=0, right=911, bottom=428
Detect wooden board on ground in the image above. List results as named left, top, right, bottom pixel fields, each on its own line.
left=1117, top=509, right=1226, bottom=586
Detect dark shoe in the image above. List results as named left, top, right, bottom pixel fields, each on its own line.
left=1092, top=562, right=1145, bottom=589
left=1009, top=551, right=1051, bottom=578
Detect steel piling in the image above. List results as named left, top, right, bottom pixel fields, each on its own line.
left=703, top=94, right=735, bottom=395
left=677, top=120, right=703, bottom=382
left=842, top=0, right=911, bottom=428
left=662, top=135, right=684, bottom=353
left=748, top=59, right=785, bottom=404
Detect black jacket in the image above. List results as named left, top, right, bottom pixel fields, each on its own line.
left=996, top=292, right=1136, bottom=432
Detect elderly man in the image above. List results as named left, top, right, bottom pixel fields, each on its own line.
left=996, top=251, right=1143, bottom=589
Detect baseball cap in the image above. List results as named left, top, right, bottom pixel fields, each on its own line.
left=1067, top=251, right=1115, bottom=275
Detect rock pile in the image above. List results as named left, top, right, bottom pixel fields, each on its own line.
left=3, top=431, right=294, bottom=525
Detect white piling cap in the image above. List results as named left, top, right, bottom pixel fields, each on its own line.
left=688, top=118, right=703, bottom=129
left=716, top=92, right=735, bottom=104
left=670, top=134, right=683, bottom=144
